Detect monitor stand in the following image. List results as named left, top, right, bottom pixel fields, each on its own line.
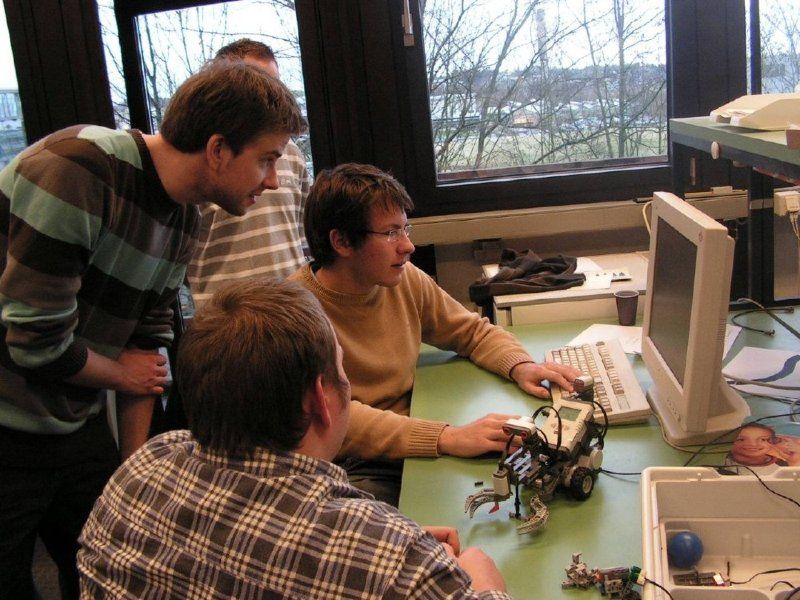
left=647, top=379, right=751, bottom=446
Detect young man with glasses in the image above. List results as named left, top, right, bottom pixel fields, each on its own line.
left=290, top=163, right=578, bottom=504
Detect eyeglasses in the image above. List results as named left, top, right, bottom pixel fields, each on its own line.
left=362, top=223, right=413, bottom=243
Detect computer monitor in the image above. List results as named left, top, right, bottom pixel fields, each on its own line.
left=641, top=191, right=750, bottom=446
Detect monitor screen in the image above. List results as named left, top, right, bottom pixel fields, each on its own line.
left=648, top=220, right=695, bottom=387
left=641, top=192, right=750, bottom=446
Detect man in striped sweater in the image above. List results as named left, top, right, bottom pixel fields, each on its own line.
left=0, top=61, right=305, bottom=599
left=188, top=39, right=311, bottom=310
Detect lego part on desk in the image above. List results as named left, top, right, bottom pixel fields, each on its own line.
left=562, top=552, right=595, bottom=589
left=562, top=553, right=643, bottom=599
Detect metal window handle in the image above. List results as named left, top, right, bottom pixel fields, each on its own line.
left=402, top=0, right=415, bottom=46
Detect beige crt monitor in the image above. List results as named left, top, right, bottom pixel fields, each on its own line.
left=641, top=192, right=750, bottom=446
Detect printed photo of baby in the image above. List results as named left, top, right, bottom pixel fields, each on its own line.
left=725, top=423, right=800, bottom=472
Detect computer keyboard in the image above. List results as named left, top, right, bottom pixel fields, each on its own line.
left=546, top=338, right=651, bottom=425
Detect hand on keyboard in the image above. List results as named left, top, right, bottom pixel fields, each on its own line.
left=545, top=339, right=651, bottom=425
left=510, top=361, right=581, bottom=398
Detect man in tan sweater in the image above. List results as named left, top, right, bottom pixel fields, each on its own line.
left=290, top=163, right=578, bottom=504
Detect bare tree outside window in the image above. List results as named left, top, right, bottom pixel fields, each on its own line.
left=422, top=0, right=666, bottom=180
left=96, top=0, right=309, bottom=161
left=96, top=0, right=308, bottom=318
left=757, top=0, right=800, bottom=93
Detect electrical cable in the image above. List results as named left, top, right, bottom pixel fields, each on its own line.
left=701, top=463, right=800, bottom=511
left=641, top=200, right=653, bottom=235
left=731, top=308, right=778, bottom=336
left=498, top=435, right=515, bottom=467
left=735, top=297, right=800, bottom=342
left=589, top=396, right=609, bottom=443
left=724, top=375, right=800, bottom=391
left=643, top=577, right=675, bottom=600
left=770, top=580, right=797, bottom=591
left=729, top=568, right=800, bottom=586
left=531, top=404, right=557, bottom=449
left=600, top=468, right=641, bottom=476
left=791, top=212, right=800, bottom=241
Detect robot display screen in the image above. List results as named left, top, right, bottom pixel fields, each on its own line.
left=557, top=406, right=582, bottom=421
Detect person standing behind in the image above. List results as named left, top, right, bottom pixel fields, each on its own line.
left=0, top=61, right=305, bottom=599
left=79, top=278, right=510, bottom=600
left=187, top=39, right=311, bottom=309
left=290, top=163, right=579, bottom=505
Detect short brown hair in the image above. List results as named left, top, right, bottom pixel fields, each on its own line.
left=215, top=38, right=275, bottom=62
left=305, top=163, right=415, bottom=267
left=177, top=278, right=342, bottom=455
left=160, top=60, right=305, bottom=154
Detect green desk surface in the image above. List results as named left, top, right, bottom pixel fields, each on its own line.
left=398, top=313, right=799, bottom=598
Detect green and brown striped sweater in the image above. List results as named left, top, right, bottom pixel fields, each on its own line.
left=0, top=125, right=199, bottom=434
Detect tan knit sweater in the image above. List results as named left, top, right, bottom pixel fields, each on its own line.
left=290, top=263, right=534, bottom=459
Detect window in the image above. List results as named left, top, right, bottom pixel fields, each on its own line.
left=398, top=0, right=674, bottom=216
left=98, top=0, right=311, bottom=164
left=423, top=0, right=667, bottom=181
left=747, top=0, right=800, bottom=94
left=0, top=7, right=26, bottom=169
left=98, top=0, right=314, bottom=319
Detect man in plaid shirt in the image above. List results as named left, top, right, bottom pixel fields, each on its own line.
left=77, top=278, right=510, bottom=599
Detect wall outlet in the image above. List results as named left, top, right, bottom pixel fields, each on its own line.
left=774, top=189, right=800, bottom=216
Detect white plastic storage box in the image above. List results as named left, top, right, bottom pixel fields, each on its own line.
left=641, top=467, right=800, bottom=600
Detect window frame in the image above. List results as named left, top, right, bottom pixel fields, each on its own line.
left=107, top=0, right=749, bottom=218
left=111, top=0, right=335, bottom=171
left=113, top=0, right=260, bottom=135
left=391, top=0, right=749, bottom=217
left=3, top=0, right=114, bottom=143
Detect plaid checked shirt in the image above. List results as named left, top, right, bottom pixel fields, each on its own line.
left=78, top=431, right=511, bottom=599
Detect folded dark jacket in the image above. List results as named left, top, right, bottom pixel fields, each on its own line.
left=469, top=249, right=586, bottom=307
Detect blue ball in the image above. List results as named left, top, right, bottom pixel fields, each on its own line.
left=667, top=531, right=704, bottom=569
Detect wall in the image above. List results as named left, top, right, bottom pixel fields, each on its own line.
left=415, top=193, right=750, bottom=309
left=433, top=227, right=650, bottom=308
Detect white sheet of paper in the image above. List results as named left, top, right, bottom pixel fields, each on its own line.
left=580, top=272, right=614, bottom=290
left=568, top=324, right=643, bottom=354
left=723, top=324, right=742, bottom=359
left=724, top=346, right=800, bottom=400
left=576, top=257, right=602, bottom=272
